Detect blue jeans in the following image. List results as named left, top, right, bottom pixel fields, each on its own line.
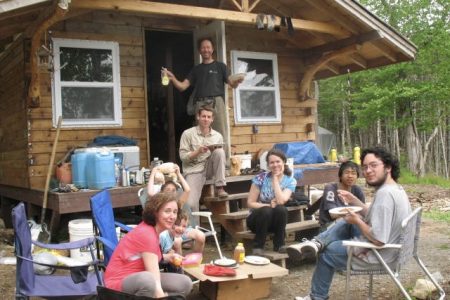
left=309, top=219, right=361, bottom=300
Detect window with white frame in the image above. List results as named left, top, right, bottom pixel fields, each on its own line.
left=231, top=51, right=281, bottom=124
left=52, top=38, right=122, bottom=127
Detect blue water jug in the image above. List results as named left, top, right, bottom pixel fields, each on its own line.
left=71, top=152, right=89, bottom=188
left=86, top=149, right=116, bottom=190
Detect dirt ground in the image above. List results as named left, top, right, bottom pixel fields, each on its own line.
left=1, top=183, right=449, bottom=299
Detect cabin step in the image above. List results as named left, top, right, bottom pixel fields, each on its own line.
left=203, top=192, right=249, bottom=202
left=235, top=220, right=320, bottom=240
left=221, top=205, right=308, bottom=220
left=261, top=251, right=289, bottom=268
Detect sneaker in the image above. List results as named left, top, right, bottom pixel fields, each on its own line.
left=252, top=248, right=264, bottom=256
left=287, top=239, right=321, bottom=261
left=294, top=296, right=312, bottom=300
left=216, top=187, right=228, bottom=198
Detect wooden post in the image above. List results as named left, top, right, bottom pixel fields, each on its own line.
left=27, top=2, right=68, bottom=108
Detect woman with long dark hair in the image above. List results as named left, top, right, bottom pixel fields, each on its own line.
left=246, top=149, right=297, bottom=255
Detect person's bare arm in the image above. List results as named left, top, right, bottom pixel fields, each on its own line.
left=164, top=68, right=190, bottom=91
left=227, top=75, right=244, bottom=88
left=147, top=167, right=160, bottom=197
left=271, top=175, right=293, bottom=205
left=142, top=252, right=166, bottom=297
left=247, top=184, right=270, bottom=209
left=338, top=189, right=369, bottom=216
left=174, top=165, right=190, bottom=206
left=344, top=211, right=383, bottom=246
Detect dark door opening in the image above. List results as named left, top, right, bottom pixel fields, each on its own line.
left=145, top=31, right=194, bottom=165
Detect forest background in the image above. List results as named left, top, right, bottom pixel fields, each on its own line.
left=318, top=0, right=449, bottom=179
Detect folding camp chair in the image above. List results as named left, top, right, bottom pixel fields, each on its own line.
left=343, top=207, right=445, bottom=300
left=12, top=202, right=103, bottom=299
left=90, top=189, right=133, bottom=266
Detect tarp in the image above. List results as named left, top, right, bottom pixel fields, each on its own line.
left=273, top=141, right=325, bottom=165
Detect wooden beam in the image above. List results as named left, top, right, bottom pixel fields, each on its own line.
left=230, top=0, right=242, bottom=11
left=349, top=53, right=367, bottom=69
left=371, top=40, right=397, bottom=62
left=299, top=30, right=382, bottom=59
left=325, top=61, right=340, bottom=75
left=27, top=1, right=68, bottom=108
left=242, top=0, right=249, bottom=12
left=248, top=0, right=261, bottom=13
left=299, top=45, right=360, bottom=100
left=70, top=0, right=351, bottom=37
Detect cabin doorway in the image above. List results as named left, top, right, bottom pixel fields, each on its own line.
left=145, top=31, right=194, bottom=165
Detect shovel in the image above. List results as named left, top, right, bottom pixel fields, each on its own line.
left=38, top=116, right=62, bottom=243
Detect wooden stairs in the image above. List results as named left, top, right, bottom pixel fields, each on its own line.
left=200, top=176, right=320, bottom=266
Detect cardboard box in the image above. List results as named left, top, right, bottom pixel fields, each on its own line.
left=184, top=263, right=288, bottom=300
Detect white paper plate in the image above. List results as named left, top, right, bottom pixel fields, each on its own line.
left=213, top=258, right=237, bottom=267
left=329, top=206, right=362, bottom=215
left=244, top=255, right=270, bottom=265
left=229, top=73, right=246, bottom=81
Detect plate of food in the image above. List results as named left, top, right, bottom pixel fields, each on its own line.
left=207, top=143, right=224, bottom=151
left=229, top=73, right=246, bottom=82
left=329, top=206, right=363, bottom=216
left=213, top=258, right=237, bottom=268
left=244, top=255, right=270, bottom=265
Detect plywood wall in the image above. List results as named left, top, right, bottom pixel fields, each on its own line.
left=226, top=24, right=316, bottom=154
left=0, top=37, right=29, bottom=188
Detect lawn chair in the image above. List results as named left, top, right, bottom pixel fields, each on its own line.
left=12, top=202, right=102, bottom=299
left=343, top=207, right=445, bottom=300
left=90, top=189, right=133, bottom=266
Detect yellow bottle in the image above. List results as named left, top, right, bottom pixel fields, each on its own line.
left=353, top=146, right=361, bottom=165
left=161, top=68, right=169, bottom=86
left=329, top=148, right=337, bottom=162
left=233, top=242, right=245, bottom=264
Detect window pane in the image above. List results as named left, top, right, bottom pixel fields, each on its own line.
left=236, top=58, right=274, bottom=87
left=240, top=90, right=276, bottom=118
left=61, top=87, right=114, bottom=120
left=60, top=47, right=113, bottom=82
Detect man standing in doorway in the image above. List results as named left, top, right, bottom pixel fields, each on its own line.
left=293, top=147, right=411, bottom=300
left=179, top=106, right=228, bottom=225
left=165, top=37, right=243, bottom=156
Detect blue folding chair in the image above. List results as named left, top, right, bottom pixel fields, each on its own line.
left=12, top=202, right=102, bottom=299
left=90, top=189, right=133, bottom=266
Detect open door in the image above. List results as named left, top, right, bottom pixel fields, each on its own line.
left=193, top=21, right=231, bottom=158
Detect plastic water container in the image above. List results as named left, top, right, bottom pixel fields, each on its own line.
left=68, top=219, right=95, bottom=263
left=71, top=152, right=89, bottom=188
left=86, top=149, right=116, bottom=190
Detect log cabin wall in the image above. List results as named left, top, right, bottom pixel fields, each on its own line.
left=0, top=37, right=30, bottom=188
left=0, top=10, right=317, bottom=190
left=27, top=11, right=150, bottom=189
left=226, top=24, right=316, bottom=154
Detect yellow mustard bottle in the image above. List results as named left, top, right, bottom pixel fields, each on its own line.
left=329, top=148, right=337, bottom=162
left=161, top=68, right=169, bottom=86
left=353, top=146, right=361, bottom=165
left=233, top=242, right=245, bottom=264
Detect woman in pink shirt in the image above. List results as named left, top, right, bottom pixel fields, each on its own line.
left=104, top=193, right=192, bottom=297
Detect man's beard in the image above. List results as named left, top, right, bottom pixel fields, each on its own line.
left=366, top=170, right=388, bottom=187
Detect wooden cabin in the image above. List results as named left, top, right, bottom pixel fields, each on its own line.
left=0, top=1, right=416, bottom=197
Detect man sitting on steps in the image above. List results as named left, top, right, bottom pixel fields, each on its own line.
left=179, top=106, right=228, bottom=225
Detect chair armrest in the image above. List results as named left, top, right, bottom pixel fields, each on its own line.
left=96, top=236, right=117, bottom=252
left=33, top=237, right=96, bottom=250
left=115, top=221, right=133, bottom=232
left=342, top=240, right=402, bottom=249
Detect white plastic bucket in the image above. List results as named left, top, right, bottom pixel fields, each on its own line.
left=68, top=219, right=95, bottom=263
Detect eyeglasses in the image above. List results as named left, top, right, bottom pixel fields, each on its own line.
left=362, top=162, right=383, bottom=172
